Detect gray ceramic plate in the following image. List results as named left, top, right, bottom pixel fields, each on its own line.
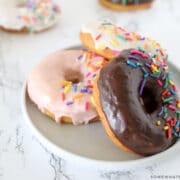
left=22, top=46, right=180, bottom=170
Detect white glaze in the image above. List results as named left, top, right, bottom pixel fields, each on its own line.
left=0, top=0, right=60, bottom=32
left=81, top=20, right=167, bottom=63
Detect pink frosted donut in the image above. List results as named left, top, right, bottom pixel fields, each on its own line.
left=27, top=50, right=107, bottom=125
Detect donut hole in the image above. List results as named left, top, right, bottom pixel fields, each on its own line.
left=64, top=69, right=83, bottom=84
left=140, top=87, right=159, bottom=114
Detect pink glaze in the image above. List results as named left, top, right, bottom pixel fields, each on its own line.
left=27, top=50, right=104, bottom=125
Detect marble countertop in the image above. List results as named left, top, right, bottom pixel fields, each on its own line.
left=0, top=0, right=180, bottom=179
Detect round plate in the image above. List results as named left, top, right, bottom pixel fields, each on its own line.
left=22, top=46, right=180, bottom=170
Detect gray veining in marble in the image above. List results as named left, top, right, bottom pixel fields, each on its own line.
left=33, top=137, right=72, bottom=180
left=49, top=154, right=71, bottom=180
left=100, top=170, right=133, bottom=180
left=15, top=126, right=24, bottom=154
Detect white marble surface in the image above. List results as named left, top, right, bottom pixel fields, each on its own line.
left=0, top=0, right=180, bottom=179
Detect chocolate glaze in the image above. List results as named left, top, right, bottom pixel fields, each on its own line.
left=98, top=49, right=177, bottom=156
left=106, top=0, right=153, bottom=5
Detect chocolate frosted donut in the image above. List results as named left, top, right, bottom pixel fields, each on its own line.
left=93, top=48, right=180, bottom=156
left=99, top=0, right=154, bottom=11
left=106, top=0, right=153, bottom=5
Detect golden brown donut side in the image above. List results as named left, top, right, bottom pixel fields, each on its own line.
left=28, top=92, right=99, bottom=124
left=93, top=75, right=134, bottom=154
left=0, top=26, right=28, bottom=33
left=44, top=108, right=99, bottom=124
left=80, top=32, right=117, bottom=59
left=0, top=25, right=52, bottom=33
left=27, top=73, right=99, bottom=124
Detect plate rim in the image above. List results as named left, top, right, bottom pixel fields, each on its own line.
left=21, top=46, right=180, bottom=170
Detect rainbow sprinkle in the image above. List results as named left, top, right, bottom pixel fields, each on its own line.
left=95, top=34, right=102, bottom=40
left=84, top=102, right=89, bottom=111
left=126, top=48, right=180, bottom=139
left=60, top=93, right=65, bottom=101
left=156, top=120, right=161, bottom=126
left=66, top=101, right=74, bottom=106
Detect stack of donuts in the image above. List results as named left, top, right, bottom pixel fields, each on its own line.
left=27, top=20, right=180, bottom=156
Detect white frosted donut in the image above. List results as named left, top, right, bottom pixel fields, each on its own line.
left=27, top=50, right=107, bottom=125
left=81, top=20, right=167, bottom=64
left=0, top=0, right=61, bottom=32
